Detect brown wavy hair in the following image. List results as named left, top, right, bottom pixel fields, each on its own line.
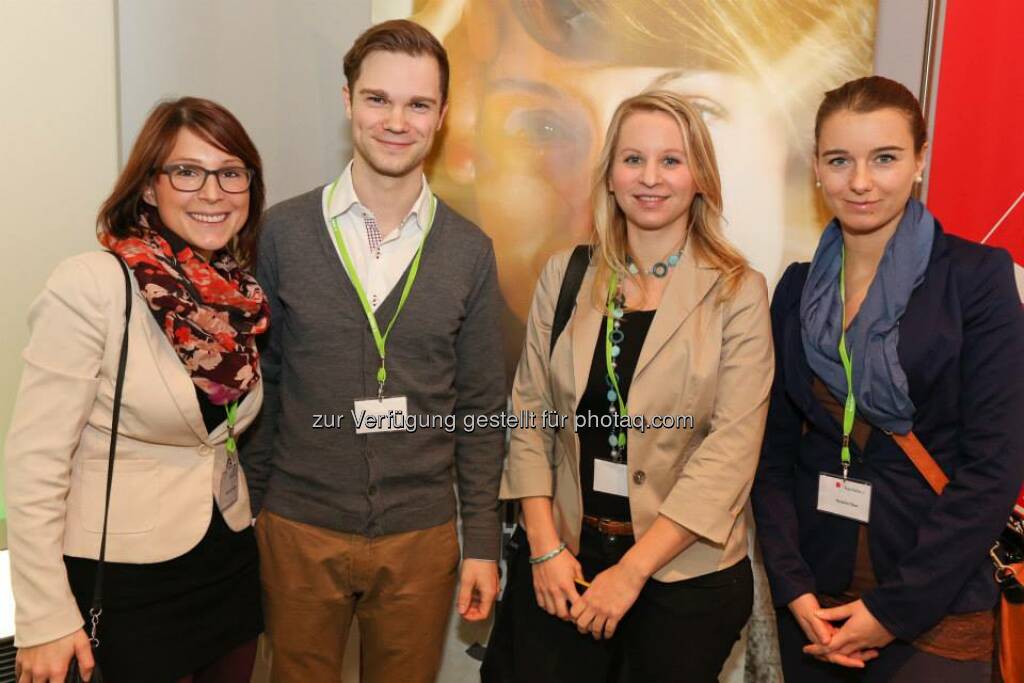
left=97, top=97, right=265, bottom=269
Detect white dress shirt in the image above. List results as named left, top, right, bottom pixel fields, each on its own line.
left=322, top=161, right=434, bottom=310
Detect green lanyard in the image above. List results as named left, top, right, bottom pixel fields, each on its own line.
left=838, top=246, right=855, bottom=479
left=605, top=271, right=628, bottom=449
left=326, top=179, right=437, bottom=398
left=225, top=401, right=239, bottom=456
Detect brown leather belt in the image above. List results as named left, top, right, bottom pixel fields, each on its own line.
left=583, top=514, right=633, bottom=536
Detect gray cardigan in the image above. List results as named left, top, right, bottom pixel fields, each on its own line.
left=242, top=186, right=506, bottom=560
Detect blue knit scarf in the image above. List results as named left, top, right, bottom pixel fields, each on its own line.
left=800, top=198, right=935, bottom=434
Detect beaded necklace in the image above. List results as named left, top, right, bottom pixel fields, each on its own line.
left=605, top=281, right=627, bottom=461
left=604, top=237, right=688, bottom=461
left=627, top=248, right=682, bottom=278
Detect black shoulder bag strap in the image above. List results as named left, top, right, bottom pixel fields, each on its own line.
left=499, top=245, right=589, bottom=530
left=549, top=245, right=591, bottom=358
left=88, top=253, right=133, bottom=647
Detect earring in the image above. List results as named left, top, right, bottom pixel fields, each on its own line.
left=814, top=179, right=821, bottom=188
left=915, top=175, right=923, bottom=183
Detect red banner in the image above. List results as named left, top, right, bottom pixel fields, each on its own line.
left=927, top=0, right=1023, bottom=267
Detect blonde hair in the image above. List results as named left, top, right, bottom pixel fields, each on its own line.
left=590, top=90, right=748, bottom=306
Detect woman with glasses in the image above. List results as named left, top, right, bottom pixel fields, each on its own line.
left=6, top=97, right=269, bottom=683
left=489, top=91, right=773, bottom=683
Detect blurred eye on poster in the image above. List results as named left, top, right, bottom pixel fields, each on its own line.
left=377, top=0, right=879, bottom=369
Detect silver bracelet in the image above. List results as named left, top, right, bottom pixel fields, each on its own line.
left=528, top=542, right=567, bottom=565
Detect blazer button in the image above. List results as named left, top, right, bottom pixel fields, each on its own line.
left=198, top=444, right=214, bottom=457
left=632, top=470, right=646, bottom=485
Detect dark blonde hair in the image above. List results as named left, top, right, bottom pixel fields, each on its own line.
left=344, top=19, right=450, bottom=105
left=97, top=97, right=265, bottom=268
left=591, top=91, right=747, bottom=304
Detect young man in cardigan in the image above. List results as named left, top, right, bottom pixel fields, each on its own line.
left=243, top=20, right=505, bottom=683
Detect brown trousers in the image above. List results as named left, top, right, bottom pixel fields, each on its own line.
left=255, top=511, right=460, bottom=683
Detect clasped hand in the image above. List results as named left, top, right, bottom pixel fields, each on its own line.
left=790, top=594, right=894, bottom=669
left=531, top=547, right=645, bottom=640
left=570, top=562, right=646, bottom=639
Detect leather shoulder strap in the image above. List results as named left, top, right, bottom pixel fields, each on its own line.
left=91, top=253, right=133, bottom=617
left=550, top=245, right=591, bottom=357
left=892, top=431, right=949, bottom=495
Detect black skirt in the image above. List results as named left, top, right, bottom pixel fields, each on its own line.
left=64, top=504, right=262, bottom=683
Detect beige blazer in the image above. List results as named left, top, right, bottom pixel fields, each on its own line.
left=500, top=247, right=773, bottom=582
left=4, top=252, right=262, bottom=647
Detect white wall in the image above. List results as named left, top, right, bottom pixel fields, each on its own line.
left=118, top=0, right=372, bottom=206
left=0, top=0, right=120, bottom=535
left=874, top=0, right=936, bottom=96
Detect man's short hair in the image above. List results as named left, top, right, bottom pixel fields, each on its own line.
left=343, top=19, right=450, bottom=105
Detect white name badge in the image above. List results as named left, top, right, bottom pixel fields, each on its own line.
left=352, top=396, right=409, bottom=434
left=593, top=459, right=629, bottom=497
left=218, top=454, right=239, bottom=511
left=817, top=473, right=872, bottom=523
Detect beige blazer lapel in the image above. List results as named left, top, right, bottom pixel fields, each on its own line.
left=634, top=248, right=720, bottom=380
left=570, top=265, right=603, bottom=409
left=136, top=286, right=209, bottom=442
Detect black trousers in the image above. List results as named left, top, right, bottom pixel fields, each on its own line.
left=482, top=525, right=753, bottom=683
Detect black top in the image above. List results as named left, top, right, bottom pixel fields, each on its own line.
left=577, top=309, right=656, bottom=521
left=196, top=386, right=227, bottom=434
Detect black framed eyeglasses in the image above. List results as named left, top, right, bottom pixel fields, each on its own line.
left=157, top=164, right=254, bottom=193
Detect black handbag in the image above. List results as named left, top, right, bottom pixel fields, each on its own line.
left=65, top=253, right=133, bottom=683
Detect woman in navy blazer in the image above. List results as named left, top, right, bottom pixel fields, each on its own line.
left=752, top=76, right=1024, bottom=681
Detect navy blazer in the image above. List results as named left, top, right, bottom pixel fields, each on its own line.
left=752, top=223, right=1024, bottom=641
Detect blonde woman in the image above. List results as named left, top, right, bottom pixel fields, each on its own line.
left=485, top=91, right=774, bottom=682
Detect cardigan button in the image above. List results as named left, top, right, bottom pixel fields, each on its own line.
left=198, top=444, right=214, bottom=457
left=632, top=470, right=646, bottom=485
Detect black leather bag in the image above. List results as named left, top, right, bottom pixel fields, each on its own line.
left=65, top=254, right=132, bottom=683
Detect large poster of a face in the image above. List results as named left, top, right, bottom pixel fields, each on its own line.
left=380, top=0, right=878, bottom=368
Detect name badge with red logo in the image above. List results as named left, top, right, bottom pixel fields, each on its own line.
left=817, top=473, right=872, bottom=523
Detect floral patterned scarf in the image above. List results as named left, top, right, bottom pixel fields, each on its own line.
left=101, top=227, right=269, bottom=405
